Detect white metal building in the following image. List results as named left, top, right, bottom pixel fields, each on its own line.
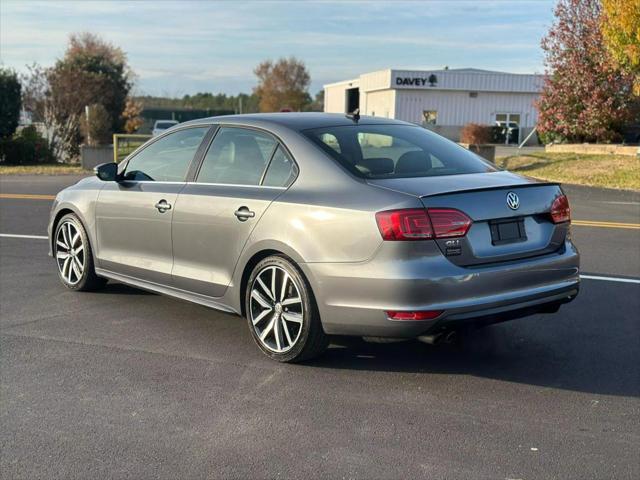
left=324, top=68, right=543, bottom=145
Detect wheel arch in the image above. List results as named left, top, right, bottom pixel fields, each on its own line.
left=239, top=249, right=285, bottom=318
left=50, top=205, right=94, bottom=257
left=51, top=207, right=77, bottom=251
left=238, top=243, right=311, bottom=318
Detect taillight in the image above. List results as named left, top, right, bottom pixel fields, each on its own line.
left=428, top=208, right=473, bottom=238
left=375, top=208, right=472, bottom=241
left=550, top=194, right=571, bottom=224
left=375, top=209, right=433, bottom=240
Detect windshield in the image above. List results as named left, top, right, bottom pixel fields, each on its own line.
left=303, top=124, right=496, bottom=179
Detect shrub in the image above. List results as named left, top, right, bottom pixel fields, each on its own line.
left=0, top=126, right=55, bottom=165
left=81, top=103, right=113, bottom=146
left=460, top=123, right=493, bottom=144
left=122, top=97, right=144, bottom=133
left=538, top=130, right=566, bottom=145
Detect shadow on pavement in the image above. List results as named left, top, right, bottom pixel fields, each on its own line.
left=311, top=315, right=640, bottom=398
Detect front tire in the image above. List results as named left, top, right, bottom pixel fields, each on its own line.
left=53, top=213, right=106, bottom=291
left=245, top=255, right=328, bottom=363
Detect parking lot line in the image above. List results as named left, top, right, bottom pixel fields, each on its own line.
left=580, top=274, right=640, bottom=284
left=0, top=233, right=48, bottom=240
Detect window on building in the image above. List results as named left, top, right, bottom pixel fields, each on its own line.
left=423, top=110, right=437, bottom=125
left=494, top=113, right=521, bottom=145
left=469, top=91, right=478, bottom=98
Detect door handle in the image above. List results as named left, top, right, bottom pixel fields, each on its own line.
left=155, top=200, right=172, bottom=213
left=234, top=207, right=255, bottom=221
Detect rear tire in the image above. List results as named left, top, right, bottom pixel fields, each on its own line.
left=53, top=213, right=106, bottom=292
left=245, top=255, right=328, bottom=363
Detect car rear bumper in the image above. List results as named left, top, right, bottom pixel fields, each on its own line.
left=301, top=239, right=580, bottom=337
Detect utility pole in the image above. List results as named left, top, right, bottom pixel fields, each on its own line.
left=85, top=105, right=91, bottom=145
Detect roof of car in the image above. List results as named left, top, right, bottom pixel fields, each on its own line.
left=181, top=112, right=413, bottom=131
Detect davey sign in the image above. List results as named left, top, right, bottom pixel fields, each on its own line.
left=393, top=74, right=438, bottom=88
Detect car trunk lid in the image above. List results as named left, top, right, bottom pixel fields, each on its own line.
left=367, top=172, right=569, bottom=266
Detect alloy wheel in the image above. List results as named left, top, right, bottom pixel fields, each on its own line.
left=55, top=221, right=85, bottom=285
left=250, top=265, right=304, bottom=353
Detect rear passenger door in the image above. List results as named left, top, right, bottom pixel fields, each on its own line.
left=171, top=127, right=298, bottom=297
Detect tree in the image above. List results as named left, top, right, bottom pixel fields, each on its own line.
left=0, top=68, right=21, bottom=138
left=19, top=34, right=133, bottom=161
left=536, top=0, right=635, bottom=143
left=253, top=57, right=311, bottom=112
left=310, top=89, right=324, bottom=112
left=25, top=33, right=133, bottom=160
left=20, top=64, right=47, bottom=123
left=121, top=97, right=144, bottom=133
left=138, top=92, right=260, bottom=113
left=63, top=33, right=132, bottom=133
left=601, top=0, right=640, bottom=96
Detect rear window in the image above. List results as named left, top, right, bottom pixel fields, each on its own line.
left=303, top=124, right=496, bottom=179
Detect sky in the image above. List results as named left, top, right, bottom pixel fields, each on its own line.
left=1, top=0, right=557, bottom=97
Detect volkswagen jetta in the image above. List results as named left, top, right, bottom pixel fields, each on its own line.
left=48, top=113, right=579, bottom=362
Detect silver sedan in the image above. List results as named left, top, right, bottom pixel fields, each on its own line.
left=48, top=113, right=579, bottom=362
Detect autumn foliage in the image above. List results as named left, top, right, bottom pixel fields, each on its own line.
left=254, top=57, right=311, bottom=112
left=121, top=97, right=144, bottom=133
left=601, top=0, right=640, bottom=96
left=536, top=0, right=635, bottom=143
left=21, top=33, right=133, bottom=160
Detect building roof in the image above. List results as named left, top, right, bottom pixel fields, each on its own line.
left=404, top=67, right=533, bottom=75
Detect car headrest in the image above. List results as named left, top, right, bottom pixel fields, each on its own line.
left=357, top=157, right=394, bottom=175
left=395, top=151, right=432, bottom=174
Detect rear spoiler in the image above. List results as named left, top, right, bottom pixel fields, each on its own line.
left=420, top=181, right=561, bottom=198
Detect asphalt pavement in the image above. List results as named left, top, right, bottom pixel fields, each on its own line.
left=1, top=174, right=639, bottom=479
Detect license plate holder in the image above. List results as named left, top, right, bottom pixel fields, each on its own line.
left=490, top=218, right=527, bottom=245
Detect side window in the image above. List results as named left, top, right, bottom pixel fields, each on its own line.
left=124, top=127, right=208, bottom=182
left=197, top=127, right=276, bottom=185
left=263, top=146, right=297, bottom=187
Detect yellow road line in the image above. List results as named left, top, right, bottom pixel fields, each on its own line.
left=572, top=220, right=640, bottom=230
left=0, top=193, right=56, bottom=200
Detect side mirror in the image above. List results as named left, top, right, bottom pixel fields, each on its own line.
left=94, top=162, right=119, bottom=182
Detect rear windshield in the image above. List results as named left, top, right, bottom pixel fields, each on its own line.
left=303, top=124, right=496, bottom=179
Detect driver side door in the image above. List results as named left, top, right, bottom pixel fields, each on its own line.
left=95, top=126, right=210, bottom=285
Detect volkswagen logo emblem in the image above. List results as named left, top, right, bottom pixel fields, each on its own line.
left=506, top=192, right=520, bottom=210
